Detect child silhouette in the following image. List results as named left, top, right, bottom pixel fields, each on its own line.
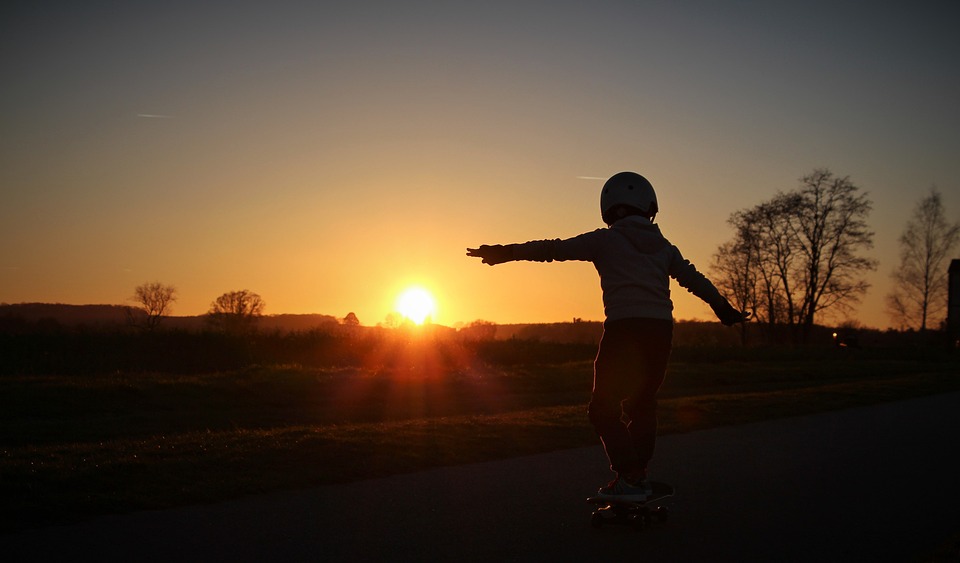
left=467, top=171, right=748, bottom=501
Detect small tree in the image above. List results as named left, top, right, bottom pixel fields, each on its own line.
left=342, top=312, right=360, bottom=326
left=207, top=290, right=265, bottom=334
left=129, top=282, right=177, bottom=330
left=886, top=188, right=960, bottom=331
left=379, top=312, right=402, bottom=329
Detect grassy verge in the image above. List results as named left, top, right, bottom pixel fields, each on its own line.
left=2, top=356, right=959, bottom=534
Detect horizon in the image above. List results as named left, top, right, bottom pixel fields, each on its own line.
left=0, top=300, right=930, bottom=332
left=3, top=2, right=959, bottom=330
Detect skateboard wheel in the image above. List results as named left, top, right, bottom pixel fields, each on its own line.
left=630, top=514, right=646, bottom=532
left=590, top=512, right=605, bottom=529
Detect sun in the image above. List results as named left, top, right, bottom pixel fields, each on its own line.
left=395, top=287, right=437, bottom=325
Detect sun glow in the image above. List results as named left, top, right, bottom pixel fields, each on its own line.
left=395, top=287, right=437, bottom=325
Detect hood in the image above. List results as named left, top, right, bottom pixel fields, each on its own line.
left=611, top=216, right=670, bottom=254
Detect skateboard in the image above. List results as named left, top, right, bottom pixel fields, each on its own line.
left=586, top=481, right=674, bottom=530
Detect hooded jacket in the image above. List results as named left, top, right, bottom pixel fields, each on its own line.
left=509, top=216, right=724, bottom=322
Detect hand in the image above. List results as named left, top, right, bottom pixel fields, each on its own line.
left=712, top=301, right=751, bottom=326
left=466, top=245, right=513, bottom=266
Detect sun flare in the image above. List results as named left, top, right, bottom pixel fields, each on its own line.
left=395, top=287, right=437, bottom=325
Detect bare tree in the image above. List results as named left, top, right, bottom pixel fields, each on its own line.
left=789, top=170, right=877, bottom=340
left=206, top=290, right=265, bottom=333
left=886, top=188, right=960, bottom=331
left=129, top=282, right=177, bottom=330
left=717, top=197, right=799, bottom=343
left=712, top=169, right=876, bottom=344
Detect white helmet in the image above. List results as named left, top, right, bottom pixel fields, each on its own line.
left=600, top=172, right=658, bottom=224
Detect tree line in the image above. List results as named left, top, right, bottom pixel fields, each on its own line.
left=710, top=168, right=958, bottom=345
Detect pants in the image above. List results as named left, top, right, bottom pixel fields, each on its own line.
left=588, top=317, right=673, bottom=477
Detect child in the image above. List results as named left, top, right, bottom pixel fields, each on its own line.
left=467, top=171, right=748, bottom=501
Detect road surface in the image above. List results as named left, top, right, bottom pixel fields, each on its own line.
left=3, top=392, right=959, bottom=562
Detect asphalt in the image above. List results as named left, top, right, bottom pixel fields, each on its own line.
left=4, top=392, right=960, bottom=562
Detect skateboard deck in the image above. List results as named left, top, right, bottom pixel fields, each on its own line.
left=586, top=481, right=674, bottom=530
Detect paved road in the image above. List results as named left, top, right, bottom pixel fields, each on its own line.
left=4, top=392, right=960, bottom=562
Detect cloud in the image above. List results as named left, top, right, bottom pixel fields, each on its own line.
left=576, top=176, right=606, bottom=181
left=136, top=113, right=174, bottom=119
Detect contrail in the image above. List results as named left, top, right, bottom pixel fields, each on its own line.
left=576, top=176, right=606, bottom=180
left=137, top=113, right=174, bottom=119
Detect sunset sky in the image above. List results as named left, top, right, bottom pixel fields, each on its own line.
left=3, top=1, right=958, bottom=329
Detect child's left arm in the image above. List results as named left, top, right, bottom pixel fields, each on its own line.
left=669, top=246, right=749, bottom=325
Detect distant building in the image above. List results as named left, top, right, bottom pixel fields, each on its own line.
left=949, top=259, right=960, bottom=345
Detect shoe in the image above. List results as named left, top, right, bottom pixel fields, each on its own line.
left=596, top=476, right=652, bottom=502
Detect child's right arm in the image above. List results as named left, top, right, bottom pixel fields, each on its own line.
left=467, top=231, right=602, bottom=265
left=466, top=245, right=515, bottom=265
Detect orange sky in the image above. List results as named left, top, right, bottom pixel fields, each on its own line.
left=2, top=2, right=959, bottom=329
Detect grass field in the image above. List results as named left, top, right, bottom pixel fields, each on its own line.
left=2, top=348, right=958, bottom=534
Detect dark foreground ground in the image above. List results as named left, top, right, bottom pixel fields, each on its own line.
left=3, top=392, right=959, bottom=562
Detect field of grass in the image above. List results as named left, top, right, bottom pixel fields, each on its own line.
left=2, top=347, right=958, bottom=534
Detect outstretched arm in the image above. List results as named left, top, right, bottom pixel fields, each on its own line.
left=466, top=244, right=515, bottom=266
left=468, top=231, right=601, bottom=266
